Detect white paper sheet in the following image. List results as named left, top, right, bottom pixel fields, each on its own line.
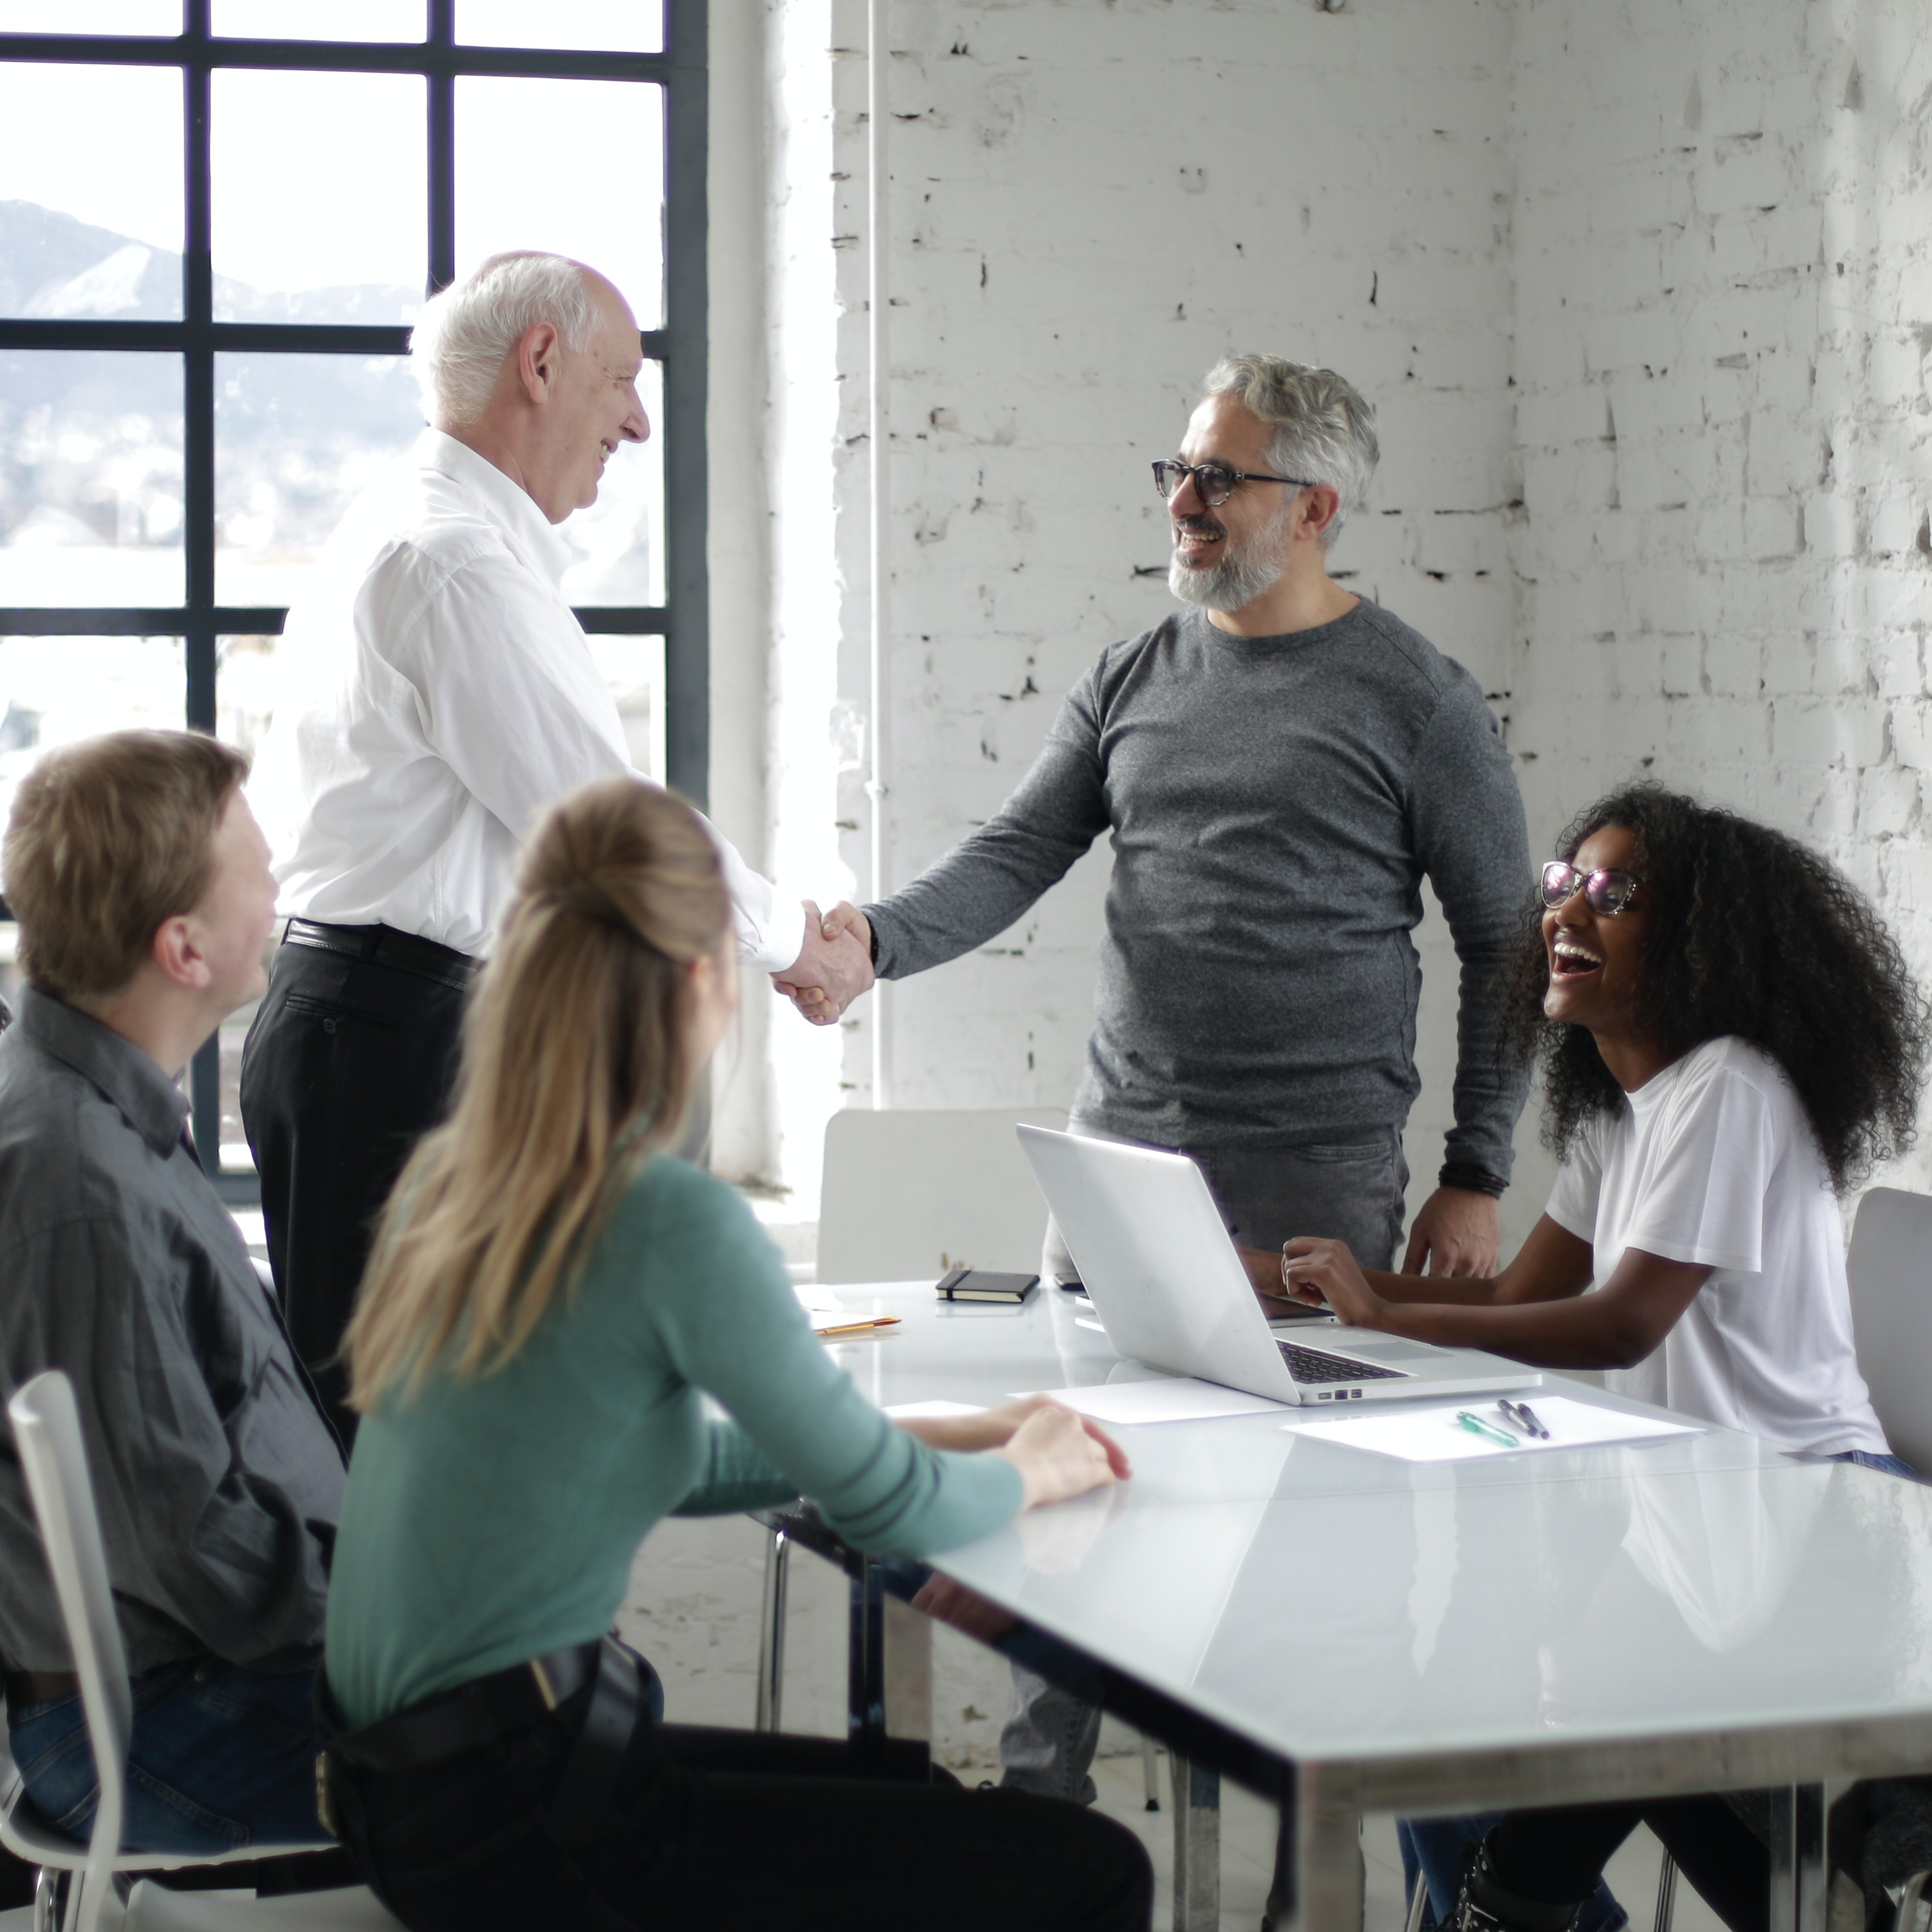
left=1283, top=1393, right=1701, bottom=1462
left=1014, top=1379, right=1292, bottom=1425
left=883, top=1400, right=987, bottom=1419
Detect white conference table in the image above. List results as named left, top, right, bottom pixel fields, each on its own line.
left=769, top=1278, right=1932, bottom=1932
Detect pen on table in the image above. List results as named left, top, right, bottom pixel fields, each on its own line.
left=1501, top=1399, right=1551, bottom=1440
left=1455, top=1410, right=1518, bottom=1447
left=815, top=1316, right=902, bottom=1338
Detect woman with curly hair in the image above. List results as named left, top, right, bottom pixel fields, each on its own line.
left=1276, top=781, right=1925, bottom=1453
left=1274, top=783, right=1929, bottom=1932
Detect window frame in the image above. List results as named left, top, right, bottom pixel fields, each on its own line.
left=0, top=0, right=709, bottom=1200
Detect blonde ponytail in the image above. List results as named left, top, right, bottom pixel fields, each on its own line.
left=345, top=777, right=730, bottom=1408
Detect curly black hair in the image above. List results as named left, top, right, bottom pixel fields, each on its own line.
left=1500, top=782, right=1932, bottom=1191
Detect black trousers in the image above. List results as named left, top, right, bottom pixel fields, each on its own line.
left=331, top=1694, right=1154, bottom=1932
left=1491, top=1797, right=1770, bottom=1932
left=239, top=931, right=471, bottom=1444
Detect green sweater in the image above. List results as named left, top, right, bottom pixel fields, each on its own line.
left=324, top=1156, right=1022, bottom=1729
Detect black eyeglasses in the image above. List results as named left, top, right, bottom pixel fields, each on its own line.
left=1541, top=860, right=1646, bottom=916
left=1151, top=459, right=1315, bottom=508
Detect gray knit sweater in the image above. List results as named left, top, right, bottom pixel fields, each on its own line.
left=863, top=602, right=1532, bottom=1179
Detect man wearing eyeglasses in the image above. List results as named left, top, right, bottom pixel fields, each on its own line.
left=800, top=354, right=1532, bottom=1806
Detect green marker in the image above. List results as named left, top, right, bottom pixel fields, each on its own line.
left=1455, top=1410, right=1518, bottom=1447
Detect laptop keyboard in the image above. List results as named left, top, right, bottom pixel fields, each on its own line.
left=1278, top=1340, right=1409, bottom=1384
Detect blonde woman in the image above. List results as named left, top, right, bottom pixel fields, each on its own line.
left=317, top=777, right=1152, bottom=1932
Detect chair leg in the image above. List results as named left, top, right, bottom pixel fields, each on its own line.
left=754, top=1527, right=790, bottom=1734
left=1891, top=1870, right=1932, bottom=1932
left=1654, top=1850, right=1678, bottom=1932
left=1404, top=1856, right=1431, bottom=1932
left=33, top=1865, right=60, bottom=1932
left=1141, top=1732, right=1161, bottom=1812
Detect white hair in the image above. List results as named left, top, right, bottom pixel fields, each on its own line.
left=1199, top=355, right=1380, bottom=547
left=410, top=252, right=602, bottom=427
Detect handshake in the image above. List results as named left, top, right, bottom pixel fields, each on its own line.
left=770, top=901, right=874, bottom=1026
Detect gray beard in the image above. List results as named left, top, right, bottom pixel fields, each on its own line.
left=1167, top=526, right=1289, bottom=614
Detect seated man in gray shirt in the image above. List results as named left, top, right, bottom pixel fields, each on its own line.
left=799, top=356, right=1533, bottom=1806
left=0, top=731, right=345, bottom=1855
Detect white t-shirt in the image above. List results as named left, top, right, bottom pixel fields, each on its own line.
left=1545, top=1035, right=1887, bottom=1457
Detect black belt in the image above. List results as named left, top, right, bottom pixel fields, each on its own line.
left=282, top=919, right=475, bottom=992
left=318, top=1636, right=643, bottom=1850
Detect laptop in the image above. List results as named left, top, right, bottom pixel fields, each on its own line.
left=1016, top=1125, right=1541, bottom=1407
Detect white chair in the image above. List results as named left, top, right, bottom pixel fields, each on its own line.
left=1846, top=1186, right=1932, bottom=1473
left=2, top=1372, right=402, bottom=1932
left=1638, top=1190, right=1932, bottom=1932
left=757, top=1107, right=1068, bottom=1731
left=814, top=1106, right=1068, bottom=1283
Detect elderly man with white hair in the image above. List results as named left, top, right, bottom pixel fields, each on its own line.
left=242, top=253, right=869, bottom=1441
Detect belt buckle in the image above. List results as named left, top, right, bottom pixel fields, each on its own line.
left=315, top=1753, right=341, bottom=1840
left=528, top=1657, right=560, bottom=1712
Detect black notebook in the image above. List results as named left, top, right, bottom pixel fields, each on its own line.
left=935, top=1267, right=1039, bottom=1304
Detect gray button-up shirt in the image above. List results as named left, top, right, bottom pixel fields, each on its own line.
left=0, top=987, right=345, bottom=1675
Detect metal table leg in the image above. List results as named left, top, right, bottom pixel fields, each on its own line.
left=1285, top=1764, right=1363, bottom=1932
left=848, top=1555, right=888, bottom=1774
left=754, top=1526, right=790, bottom=1733
left=1770, top=1784, right=1828, bottom=1932
left=1170, top=1750, right=1222, bottom=1931
left=882, top=1590, right=932, bottom=1743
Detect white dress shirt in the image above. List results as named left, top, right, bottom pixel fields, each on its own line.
left=251, top=431, right=804, bottom=972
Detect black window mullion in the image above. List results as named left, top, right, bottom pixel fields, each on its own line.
left=427, top=0, right=455, bottom=294
left=3, top=11, right=701, bottom=1193
left=182, top=0, right=222, bottom=1174
left=182, top=0, right=214, bottom=733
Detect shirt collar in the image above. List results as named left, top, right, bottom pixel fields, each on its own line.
left=15, top=985, right=190, bottom=1159
left=416, top=429, right=575, bottom=591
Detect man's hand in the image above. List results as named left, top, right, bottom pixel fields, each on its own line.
left=1402, top=1186, right=1501, bottom=1278
left=1279, top=1236, right=1386, bottom=1328
left=771, top=900, right=873, bottom=1024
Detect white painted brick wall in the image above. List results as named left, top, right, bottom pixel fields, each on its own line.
left=797, top=0, right=1527, bottom=1236
left=724, top=0, right=1929, bottom=1236
left=1508, top=0, right=1932, bottom=1214
left=674, top=0, right=1931, bottom=1760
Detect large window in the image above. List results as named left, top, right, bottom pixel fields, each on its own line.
left=0, top=0, right=708, bottom=1199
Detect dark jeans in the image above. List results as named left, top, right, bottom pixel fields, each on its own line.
left=331, top=1687, right=1153, bottom=1932
left=9, top=1660, right=328, bottom=1856
left=240, top=933, right=470, bottom=1443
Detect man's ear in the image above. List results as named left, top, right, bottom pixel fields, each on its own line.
left=513, top=319, right=563, bottom=406
left=150, top=913, right=212, bottom=993
left=1297, top=485, right=1342, bottom=542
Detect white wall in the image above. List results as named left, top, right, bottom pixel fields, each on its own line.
left=712, top=0, right=1931, bottom=1236
left=1507, top=0, right=1932, bottom=1220
left=674, top=0, right=1932, bottom=1771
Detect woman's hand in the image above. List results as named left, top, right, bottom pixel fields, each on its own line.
left=996, top=1403, right=1125, bottom=1509
left=1280, top=1236, right=1387, bottom=1328
left=897, top=1395, right=1131, bottom=1479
